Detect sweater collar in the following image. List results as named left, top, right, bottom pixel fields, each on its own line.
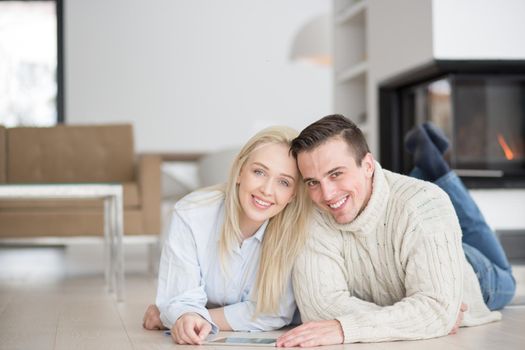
left=323, top=161, right=390, bottom=236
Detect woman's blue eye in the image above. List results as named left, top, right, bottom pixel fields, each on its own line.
left=279, top=179, right=290, bottom=187
left=254, top=169, right=264, bottom=176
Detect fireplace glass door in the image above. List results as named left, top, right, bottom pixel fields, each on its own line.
left=400, top=74, right=525, bottom=186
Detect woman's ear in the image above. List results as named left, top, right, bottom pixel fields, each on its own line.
left=287, top=185, right=298, bottom=204
left=287, top=193, right=296, bottom=204
left=236, top=167, right=243, bottom=185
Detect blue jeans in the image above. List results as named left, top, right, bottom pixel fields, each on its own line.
left=410, top=168, right=516, bottom=310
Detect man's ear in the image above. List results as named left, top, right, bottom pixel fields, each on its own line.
left=362, top=153, right=375, bottom=178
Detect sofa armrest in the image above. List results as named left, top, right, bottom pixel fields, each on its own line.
left=0, top=125, right=6, bottom=183
left=137, top=153, right=162, bottom=235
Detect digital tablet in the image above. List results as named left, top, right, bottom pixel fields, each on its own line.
left=205, top=337, right=276, bottom=346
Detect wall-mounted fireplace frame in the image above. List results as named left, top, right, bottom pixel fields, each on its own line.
left=379, top=59, right=525, bottom=188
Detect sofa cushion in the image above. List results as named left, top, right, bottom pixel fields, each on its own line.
left=0, top=209, right=145, bottom=237
left=6, top=124, right=134, bottom=183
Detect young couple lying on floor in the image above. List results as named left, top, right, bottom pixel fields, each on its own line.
left=142, top=115, right=516, bottom=347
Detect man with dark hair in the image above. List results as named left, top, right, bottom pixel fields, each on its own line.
left=276, top=114, right=515, bottom=347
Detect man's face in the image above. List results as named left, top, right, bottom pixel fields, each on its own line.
left=297, top=136, right=375, bottom=224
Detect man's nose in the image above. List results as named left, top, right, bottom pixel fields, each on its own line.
left=320, top=182, right=335, bottom=201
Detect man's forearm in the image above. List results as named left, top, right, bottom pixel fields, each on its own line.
left=333, top=295, right=459, bottom=343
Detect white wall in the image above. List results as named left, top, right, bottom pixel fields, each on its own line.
left=470, top=189, right=525, bottom=230
left=369, top=0, right=525, bottom=82
left=65, top=0, right=332, bottom=152
left=433, top=0, right=525, bottom=59
left=368, top=0, right=433, bottom=83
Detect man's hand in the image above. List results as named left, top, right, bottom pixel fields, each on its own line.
left=171, top=312, right=212, bottom=345
left=142, top=304, right=165, bottom=330
left=449, top=303, right=468, bottom=335
left=276, top=320, right=344, bottom=348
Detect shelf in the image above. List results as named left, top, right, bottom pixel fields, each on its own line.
left=333, top=0, right=370, bottom=145
left=335, top=0, right=367, bottom=25
left=334, top=77, right=366, bottom=123
left=333, top=0, right=367, bottom=73
left=332, top=0, right=378, bottom=155
left=336, top=61, right=368, bottom=83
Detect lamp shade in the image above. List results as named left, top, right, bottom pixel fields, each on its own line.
left=290, top=13, right=332, bottom=66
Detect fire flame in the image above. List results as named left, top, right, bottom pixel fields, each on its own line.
left=497, top=134, right=514, bottom=160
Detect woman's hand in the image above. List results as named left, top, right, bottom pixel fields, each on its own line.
left=142, top=304, right=165, bottom=330
left=171, top=312, right=212, bottom=345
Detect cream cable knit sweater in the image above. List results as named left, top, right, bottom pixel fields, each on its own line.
left=292, top=163, right=501, bottom=343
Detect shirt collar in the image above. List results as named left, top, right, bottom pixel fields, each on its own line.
left=253, top=219, right=269, bottom=242
left=215, top=200, right=269, bottom=244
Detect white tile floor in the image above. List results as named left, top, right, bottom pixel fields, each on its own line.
left=0, top=243, right=524, bottom=350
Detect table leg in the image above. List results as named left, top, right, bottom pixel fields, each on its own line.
left=113, top=190, right=125, bottom=302
left=103, top=198, right=113, bottom=292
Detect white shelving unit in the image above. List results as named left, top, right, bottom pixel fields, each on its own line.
left=333, top=0, right=369, bottom=137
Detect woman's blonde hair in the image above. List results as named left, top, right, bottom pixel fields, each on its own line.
left=220, top=126, right=311, bottom=315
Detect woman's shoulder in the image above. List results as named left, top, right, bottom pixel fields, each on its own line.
left=170, top=187, right=226, bottom=236
left=175, top=186, right=225, bottom=212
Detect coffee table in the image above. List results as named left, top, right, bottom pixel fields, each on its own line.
left=0, top=183, right=125, bottom=301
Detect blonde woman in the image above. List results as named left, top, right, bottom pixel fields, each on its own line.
left=142, top=126, right=311, bottom=345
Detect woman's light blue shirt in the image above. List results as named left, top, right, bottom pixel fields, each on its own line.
left=156, top=189, right=296, bottom=334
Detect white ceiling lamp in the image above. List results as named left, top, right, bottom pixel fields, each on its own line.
left=289, top=13, right=332, bottom=66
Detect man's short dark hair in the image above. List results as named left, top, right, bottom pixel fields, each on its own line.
left=291, top=114, right=370, bottom=164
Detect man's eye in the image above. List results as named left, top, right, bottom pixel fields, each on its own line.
left=330, top=172, right=342, bottom=178
left=306, top=180, right=318, bottom=187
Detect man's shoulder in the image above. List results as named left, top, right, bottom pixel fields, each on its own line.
left=383, top=170, right=449, bottom=208
left=383, top=170, right=458, bottom=233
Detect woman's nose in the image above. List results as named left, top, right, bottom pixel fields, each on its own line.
left=260, top=178, right=274, bottom=196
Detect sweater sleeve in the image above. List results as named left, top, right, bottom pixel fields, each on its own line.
left=293, top=192, right=465, bottom=343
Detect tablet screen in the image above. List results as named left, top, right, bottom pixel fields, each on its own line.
left=210, top=337, right=276, bottom=345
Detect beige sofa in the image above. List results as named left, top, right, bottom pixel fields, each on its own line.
left=0, top=124, right=161, bottom=238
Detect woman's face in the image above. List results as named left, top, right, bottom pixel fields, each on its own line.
left=237, top=142, right=298, bottom=236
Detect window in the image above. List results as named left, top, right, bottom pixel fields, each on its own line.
left=0, top=0, right=63, bottom=126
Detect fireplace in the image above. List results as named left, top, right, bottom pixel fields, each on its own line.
left=379, top=60, right=525, bottom=188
